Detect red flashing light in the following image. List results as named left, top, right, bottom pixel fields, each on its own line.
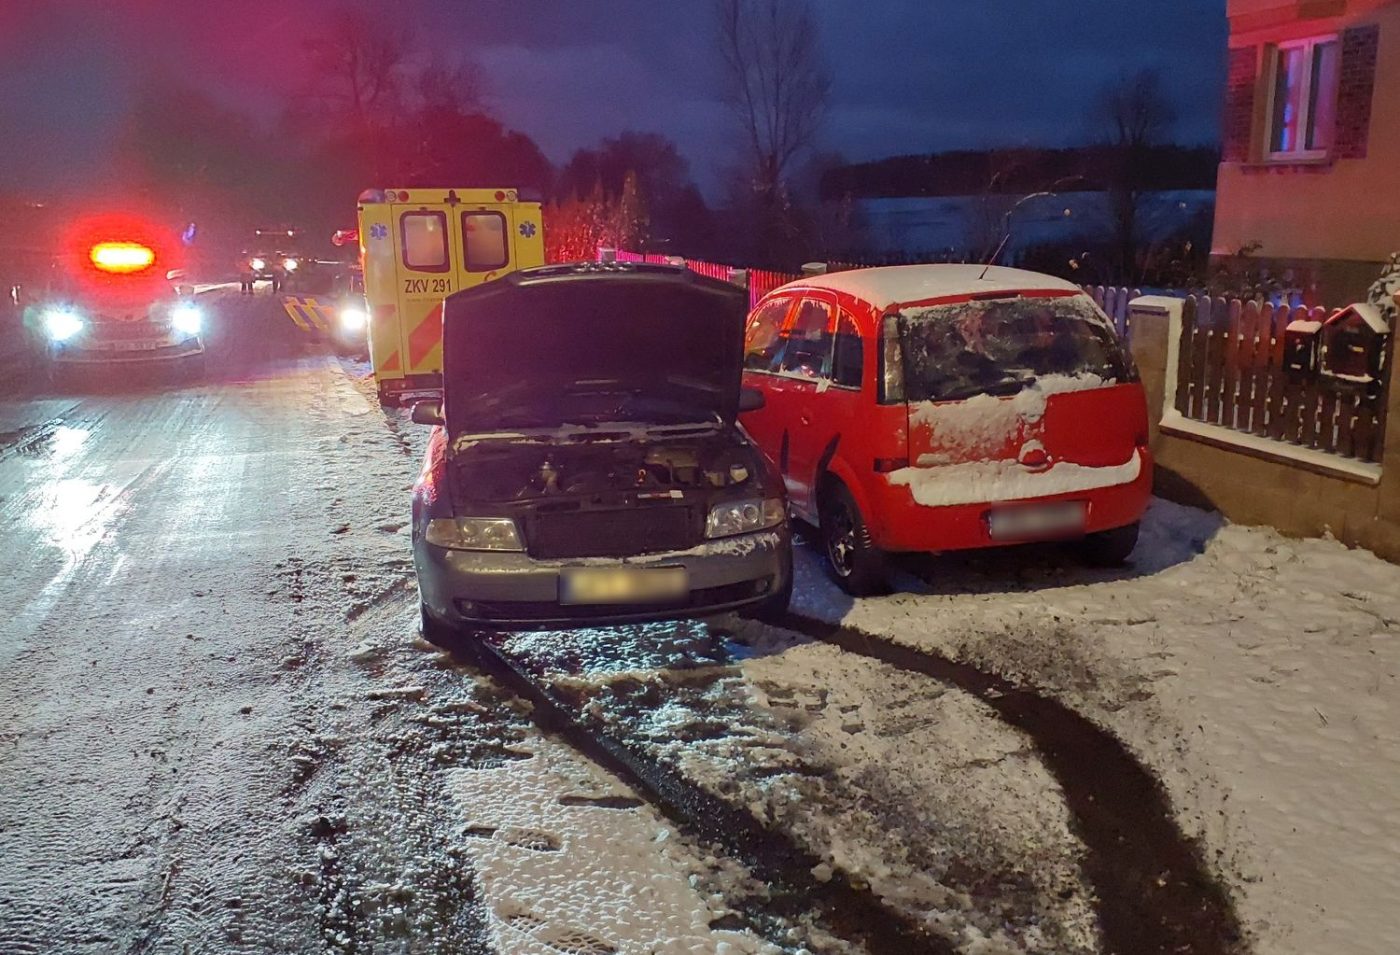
left=494, top=190, right=506, bottom=202
left=90, top=242, right=156, bottom=274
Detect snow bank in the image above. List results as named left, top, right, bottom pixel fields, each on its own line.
left=886, top=450, right=1142, bottom=507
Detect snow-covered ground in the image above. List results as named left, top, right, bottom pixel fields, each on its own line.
left=792, top=501, right=1400, bottom=955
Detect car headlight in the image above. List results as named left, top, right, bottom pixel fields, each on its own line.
left=705, top=497, right=785, bottom=539
left=339, top=306, right=368, bottom=332
left=424, top=517, right=524, bottom=552
left=283, top=258, right=299, bottom=271
left=250, top=258, right=266, bottom=271
left=171, top=304, right=202, bottom=337
left=43, top=309, right=84, bottom=343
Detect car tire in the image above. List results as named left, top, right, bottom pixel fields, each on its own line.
left=819, top=483, right=886, bottom=596
left=1078, top=521, right=1140, bottom=567
left=419, top=603, right=488, bottom=665
left=741, top=574, right=793, bottom=626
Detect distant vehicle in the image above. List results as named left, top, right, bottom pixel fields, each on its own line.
left=357, top=187, right=545, bottom=406
left=409, top=263, right=792, bottom=640
left=329, top=267, right=368, bottom=358
left=22, top=213, right=206, bottom=377
left=239, top=227, right=310, bottom=293
left=739, top=264, right=1151, bottom=594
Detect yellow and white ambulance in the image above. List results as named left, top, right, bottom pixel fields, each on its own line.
left=356, top=187, right=544, bottom=405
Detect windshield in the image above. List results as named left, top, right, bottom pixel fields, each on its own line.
left=900, top=295, right=1129, bottom=402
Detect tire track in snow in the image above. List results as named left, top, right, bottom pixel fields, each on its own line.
left=454, top=636, right=954, bottom=955
left=782, top=613, right=1246, bottom=955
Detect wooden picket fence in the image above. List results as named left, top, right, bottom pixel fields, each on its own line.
left=1173, top=296, right=1387, bottom=463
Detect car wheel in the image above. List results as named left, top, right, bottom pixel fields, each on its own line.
left=419, top=603, right=487, bottom=665
left=819, top=483, right=886, bottom=596
left=1078, top=521, right=1140, bottom=567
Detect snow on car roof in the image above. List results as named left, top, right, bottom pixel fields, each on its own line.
left=782, top=264, right=1083, bottom=311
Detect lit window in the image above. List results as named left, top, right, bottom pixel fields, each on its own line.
left=400, top=212, right=449, bottom=272
left=1267, top=37, right=1340, bottom=159
left=462, top=213, right=509, bottom=272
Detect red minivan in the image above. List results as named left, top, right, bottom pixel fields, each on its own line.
left=739, top=264, right=1152, bottom=594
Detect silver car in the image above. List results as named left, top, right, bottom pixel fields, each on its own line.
left=411, top=263, right=793, bottom=641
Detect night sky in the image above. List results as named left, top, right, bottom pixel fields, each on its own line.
left=0, top=0, right=1227, bottom=195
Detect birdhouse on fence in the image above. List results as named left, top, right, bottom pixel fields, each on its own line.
left=1283, top=317, right=1322, bottom=378
left=1319, top=302, right=1389, bottom=389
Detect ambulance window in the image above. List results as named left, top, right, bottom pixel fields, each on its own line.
left=400, top=212, right=449, bottom=273
left=462, top=212, right=509, bottom=272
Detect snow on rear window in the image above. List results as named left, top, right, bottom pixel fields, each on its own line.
left=900, top=295, right=1128, bottom=403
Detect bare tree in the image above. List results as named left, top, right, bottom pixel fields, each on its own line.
left=717, top=0, right=830, bottom=260
left=412, top=55, right=487, bottom=117
left=1095, top=69, right=1177, bottom=281
left=301, top=9, right=412, bottom=132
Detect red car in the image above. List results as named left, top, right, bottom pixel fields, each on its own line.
left=739, top=264, right=1152, bottom=594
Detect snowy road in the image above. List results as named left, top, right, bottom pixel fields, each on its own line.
left=1, top=291, right=1397, bottom=954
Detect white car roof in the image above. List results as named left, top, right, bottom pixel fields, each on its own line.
left=780, top=264, right=1083, bottom=311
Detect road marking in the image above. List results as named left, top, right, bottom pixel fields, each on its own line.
left=280, top=297, right=338, bottom=334
left=282, top=300, right=310, bottom=331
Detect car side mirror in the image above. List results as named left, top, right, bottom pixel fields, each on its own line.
left=739, top=387, right=765, bottom=413
left=411, top=400, right=444, bottom=426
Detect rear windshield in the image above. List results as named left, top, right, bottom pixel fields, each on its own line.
left=900, top=295, right=1129, bottom=402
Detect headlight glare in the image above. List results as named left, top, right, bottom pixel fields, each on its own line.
left=339, top=307, right=368, bottom=332
left=43, top=309, right=84, bottom=343
left=250, top=258, right=266, bottom=271
left=705, top=497, right=785, bottom=539
left=283, top=258, right=299, bottom=271
left=171, top=305, right=202, bottom=337
left=425, top=517, right=523, bottom=552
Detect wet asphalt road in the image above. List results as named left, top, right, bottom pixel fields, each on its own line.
left=0, top=291, right=514, bottom=954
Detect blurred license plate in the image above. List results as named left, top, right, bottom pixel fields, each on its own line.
left=103, top=339, right=165, bottom=351
left=560, top=566, right=688, bottom=606
left=988, top=502, right=1086, bottom=540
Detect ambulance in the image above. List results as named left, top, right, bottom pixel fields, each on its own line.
left=356, top=188, right=544, bottom=405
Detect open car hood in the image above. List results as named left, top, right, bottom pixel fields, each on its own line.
left=441, top=264, right=747, bottom=437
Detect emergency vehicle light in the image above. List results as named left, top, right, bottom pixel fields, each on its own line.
left=90, top=242, right=156, bottom=274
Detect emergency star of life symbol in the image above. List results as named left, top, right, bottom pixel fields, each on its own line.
left=519, top=221, right=537, bottom=238
left=369, top=223, right=388, bottom=241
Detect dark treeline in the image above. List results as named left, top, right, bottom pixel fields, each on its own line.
left=821, top=145, right=1220, bottom=200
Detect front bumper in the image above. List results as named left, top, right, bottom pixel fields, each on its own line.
left=415, top=527, right=792, bottom=630
left=50, top=337, right=205, bottom=364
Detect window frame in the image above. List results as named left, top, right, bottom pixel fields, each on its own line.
left=743, top=295, right=798, bottom=376
left=778, top=296, right=836, bottom=381
left=829, top=308, right=865, bottom=392
left=1263, top=34, right=1340, bottom=163
left=398, top=211, right=451, bottom=274
left=461, top=211, right=510, bottom=273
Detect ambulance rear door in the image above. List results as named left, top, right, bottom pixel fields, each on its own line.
left=388, top=193, right=463, bottom=389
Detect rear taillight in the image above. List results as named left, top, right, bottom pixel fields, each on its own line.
left=879, top=314, right=905, bottom=404
left=90, top=242, right=155, bottom=274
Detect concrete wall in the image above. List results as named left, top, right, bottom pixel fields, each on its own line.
left=1212, top=1, right=1400, bottom=302
left=1130, top=301, right=1400, bottom=561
